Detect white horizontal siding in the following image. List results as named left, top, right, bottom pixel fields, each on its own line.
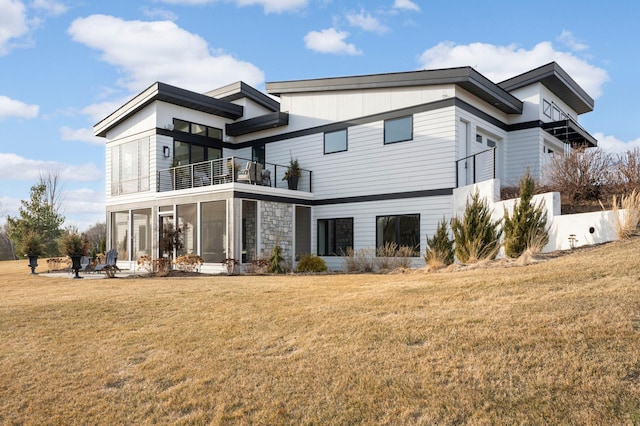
left=504, top=128, right=543, bottom=186
left=311, top=195, right=452, bottom=271
left=266, top=107, right=458, bottom=200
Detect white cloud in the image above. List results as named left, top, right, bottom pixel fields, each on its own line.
left=393, top=0, right=420, bottom=12
left=346, top=10, right=388, bottom=34
left=0, top=153, right=101, bottom=182
left=0, top=0, right=29, bottom=55
left=31, top=0, right=67, bottom=16
left=141, top=7, right=178, bottom=21
left=557, top=30, right=588, bottom=52
left=418, top=40, right=609, bottom=99
left=68, top=15, right=265, bottom=93
left=60, top=126, right=104, bottom=145
left=156, top=0, right=307, bottom=13
left=0, top=95, right=38, bottom=120
left=304, top=28, right=362, bottom=55
left=593, top=132, right=640, bottom=154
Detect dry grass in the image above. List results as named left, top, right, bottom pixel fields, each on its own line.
left=611, top=190, right=640, bottom=239
left=2, top=240, right=640, bottom=424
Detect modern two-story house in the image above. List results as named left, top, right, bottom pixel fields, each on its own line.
left=95, top=62, right=596, bottom=272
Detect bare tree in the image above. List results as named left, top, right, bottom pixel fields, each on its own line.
left=38, top=167, right=66, bottom=216
left=544, top=146, right=613, bottom=204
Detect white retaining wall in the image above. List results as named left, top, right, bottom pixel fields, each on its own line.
left=453, top=179, right=620, bottom=253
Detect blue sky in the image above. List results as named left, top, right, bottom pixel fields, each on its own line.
left=0, top=0, right=638, bottom=230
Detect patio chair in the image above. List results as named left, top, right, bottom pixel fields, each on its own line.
left=94, top=248, right=120, bottom=277
left=237, top=162, right=256, bottom=184
left=261, top=169, right=271, bottom=186
left=79, top=256, right=91, bottom=273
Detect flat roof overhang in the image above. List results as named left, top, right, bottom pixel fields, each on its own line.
left=267, top=67, right=523, bottom=115
left=543, top=119, right=597, bottom=147
left=94, top=82, right=244, bottom=138
left=499, top=62, right=594, bottom=115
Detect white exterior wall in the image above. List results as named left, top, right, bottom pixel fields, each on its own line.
left=105, top=103, right=157, bottom=141
left=265, top=107, right=458, bottom=200
left=453, top=180, right=620, bottom=254
left=313, top=195, right=452, bottom=271
left=503, top=128, right=544, bottom=186
left=277, top=85, right=456, bottom=132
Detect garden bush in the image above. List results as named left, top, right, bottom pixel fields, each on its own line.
left=296, top=254, right=327, bottom=273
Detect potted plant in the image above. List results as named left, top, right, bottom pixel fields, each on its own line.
left=222, top=258, right=239, bottom=275
left=282, top=157, right=301, bottom=190
left=61, top=232, right=86, bottom=279
left=22, top=232, right=43, bottom=274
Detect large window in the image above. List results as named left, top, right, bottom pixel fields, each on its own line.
left=324, top=129, right=347, bottom=154
left=384, top=116, right=413, bottom=144
left=110, top=138, right=150, bottom=195
left=376, top=214, right=420, bottom=255
left=173, top=141, right=221, bottom=166
left=317, top=218, right=353, bottom=256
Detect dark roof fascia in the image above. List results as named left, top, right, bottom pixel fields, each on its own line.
left=498, top=62, right=594, bottom=114
left=94, top=82, right=244, bottom=138
left=266, top=67, right=523, bottom=114
left=226, top=112, right=289, bottom=136
left=206, top=81, right=280, bottom=112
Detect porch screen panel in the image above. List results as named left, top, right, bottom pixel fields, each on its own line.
left=177, top=203, right=197, bottom=256
left=201, top=201, right=226, bottom=263
left=132, top=209, right=151, bottom=260
left=111, top=211, right=130, bottom=261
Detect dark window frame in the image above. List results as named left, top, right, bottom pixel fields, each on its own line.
left=384, top=115, right=413, bottom=145
left=317, top=217, right=354, bottom=256
left=173, top=118, right=223, bottom=141
left=375, top=214, right=420, bottom=256
left=324, top=128, right=348, bottom=154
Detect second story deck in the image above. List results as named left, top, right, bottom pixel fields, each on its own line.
left=157, top=157, right=313, bottom=193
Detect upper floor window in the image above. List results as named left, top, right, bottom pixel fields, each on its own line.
left=543, top=99, right=552, bottom=118
left=173, top=118, right=223, bottom=140
left=173, top=141, right=221, bottom=166
left=111, top=137, right=150, bottom=195
left=252, top=144, right=265, bottom=165
left=384, top=116, right=413, bottom=144
left=324, top=129, right=348, bottom=154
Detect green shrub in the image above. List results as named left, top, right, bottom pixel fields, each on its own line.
left=452, top=190, right=502, bottom=263
left=503, top=168, right=549, bottom=257
left=296, top=254, right=327, bottom=273
left=21, top=232, right=44, bottom=256
left=60, top=233, right=86, bottom=257
left=268, top=245, right=284, bottom=274
left=425, top=218, right=454, bottom=268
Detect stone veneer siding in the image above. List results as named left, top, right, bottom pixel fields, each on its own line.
left=260, top=201, right=294, bottom=265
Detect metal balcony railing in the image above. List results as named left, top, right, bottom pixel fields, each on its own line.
left=157, top=156, right=312, bottom=193
left=455, top=147, right=496, bottom=187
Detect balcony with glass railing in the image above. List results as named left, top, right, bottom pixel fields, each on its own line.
left=156, top=156, right=312, bottom=193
